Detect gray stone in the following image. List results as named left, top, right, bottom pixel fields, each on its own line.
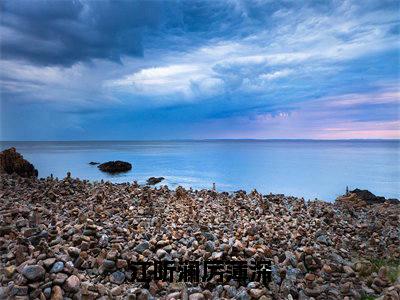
left=134, top=241, right=150, bottom=253
left=50, top=261, right=64, bottom=273
left=21, top=265, right=45, bottom=281
left=103, top=259, right=116, bottom=271
left=205, top=241, right=215, bottom=253
left=64, top=275, right=80, bottom=293
left=203, top=232, right=216, bottom=241
left=110, top=271, right=125, bottom=284
left=99, top=234, right=109, bottom=248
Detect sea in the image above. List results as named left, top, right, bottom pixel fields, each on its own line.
left=1, top=140, right=399, bottom=201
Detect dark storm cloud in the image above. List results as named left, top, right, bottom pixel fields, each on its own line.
left=0, top=0, right=163, bottom=66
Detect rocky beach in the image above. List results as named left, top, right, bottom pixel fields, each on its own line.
left=0, top=149, right=399, bottom=300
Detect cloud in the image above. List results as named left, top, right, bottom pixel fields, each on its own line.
left=108, top=64, right=223, bottom=97
left=0, top=0, right=399, bottom=140
left=0, top=0, right=163, bottom=66
left=259, top=69, right=294, bottom=81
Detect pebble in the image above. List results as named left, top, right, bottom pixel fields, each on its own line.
left=64, top=275, right=80, bottom=293
left=50, top=261, right=64, bottom=273
left=189, top=292, right=205, bottom=300
left=50, top=285, right=63, bottom=300
left=110, top=271, right=125, bottom=284
left=0, top=172, right=398, bottom=299
left=21, top=265, right=45, bottom=281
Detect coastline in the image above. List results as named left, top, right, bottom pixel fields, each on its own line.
left=1, top=173, right=399, bottom=299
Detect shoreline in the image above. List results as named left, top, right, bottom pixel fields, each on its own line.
left=1, top=173, right=399, bottom=299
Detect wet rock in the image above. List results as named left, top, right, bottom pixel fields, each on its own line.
left=147, top=177, right=165, bottom=185
left=98, top=161, right=132, bottom=173
left=0, top=147, right=38, bottom=177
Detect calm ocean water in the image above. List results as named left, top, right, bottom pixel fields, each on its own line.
left=1, top=140, right=399, bottom=201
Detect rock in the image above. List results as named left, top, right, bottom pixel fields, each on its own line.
left=316, top=234, right=332, bottom=246
left=0, top=147, right=38, bottom=177
left=235, top=288, right=250, bottom=300
left=53, top=273, right=68, bottom=285
left=99, top=234, right=109, bottom=248
left=134, top=241, right=150, bottom=253
left=27, top=230, right=49, bottom=246
left=68, top=246, right=81, bottom=257
left=64, top=275, right=80, bottom=293
left=167, top=292, right=181, bottom=299
left=304, top=273, right=315, bottom=281
left=42, top=287, right=51, bottom=299
left=50, top=262, right=64, bottom=273
left=21, top=265, right=45, bottom=281
left=147, top=177, right=165, bottom=185
left=205, top=241, right=215, bottom=253
left=43, top=258, right=56, bottom=268
left=343, top=265, right=355, bottom=275
left=203, top=232, right=216, bottom=241
left=189, top=292, right=205, bottom=300
left=110, top=271, right=125, bottom=284
left=102, top=259, right=116, bottom=271
left=111, top=286, right=122, bottom=296
left=116, top=259, right=128, bottom=269
left=156, top=249, right=168, bottom=258
left=337, top=188, right=399, bottom=206
left=249, top=289, right=264, bottom=298
left=98, top=161, right=132, bottom=173
left=51, top=286, right=63, bottom=300
left=5, top=265, right=16, bottom=277
left=10, top=285, right=28, bottom=296
left=89, top=162, right=100, bottom=165
left=304, top=287, right=323, bottom=297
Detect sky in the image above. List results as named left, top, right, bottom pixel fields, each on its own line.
left=0, top=0, right=399, bottom=140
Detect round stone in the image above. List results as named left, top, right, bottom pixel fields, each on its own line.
left=64, top=275, right=80, bottom=293
left=50, top=261, right=64, bottom=273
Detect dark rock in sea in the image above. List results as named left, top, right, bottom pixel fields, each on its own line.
left=89, top=161, right=100, bottom=165
left=147, top=176, right=165, bottom=185
left=98, top=161, right=132, bottom=173
left=0, top=147, right=38, bottom=177
left=337, top=188, right=399, bottom=206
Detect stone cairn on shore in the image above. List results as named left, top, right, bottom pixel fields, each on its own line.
left=0, top=150, right=399, bottom=299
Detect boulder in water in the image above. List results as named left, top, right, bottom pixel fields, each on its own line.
left=147, top=177, right=165, bottom=185
left=98, top=161, right=132, bottom=173
left=0, top=147, right=38, bottom=177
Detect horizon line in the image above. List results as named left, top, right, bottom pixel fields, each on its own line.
left=1, top=138, right=400, bottom=143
